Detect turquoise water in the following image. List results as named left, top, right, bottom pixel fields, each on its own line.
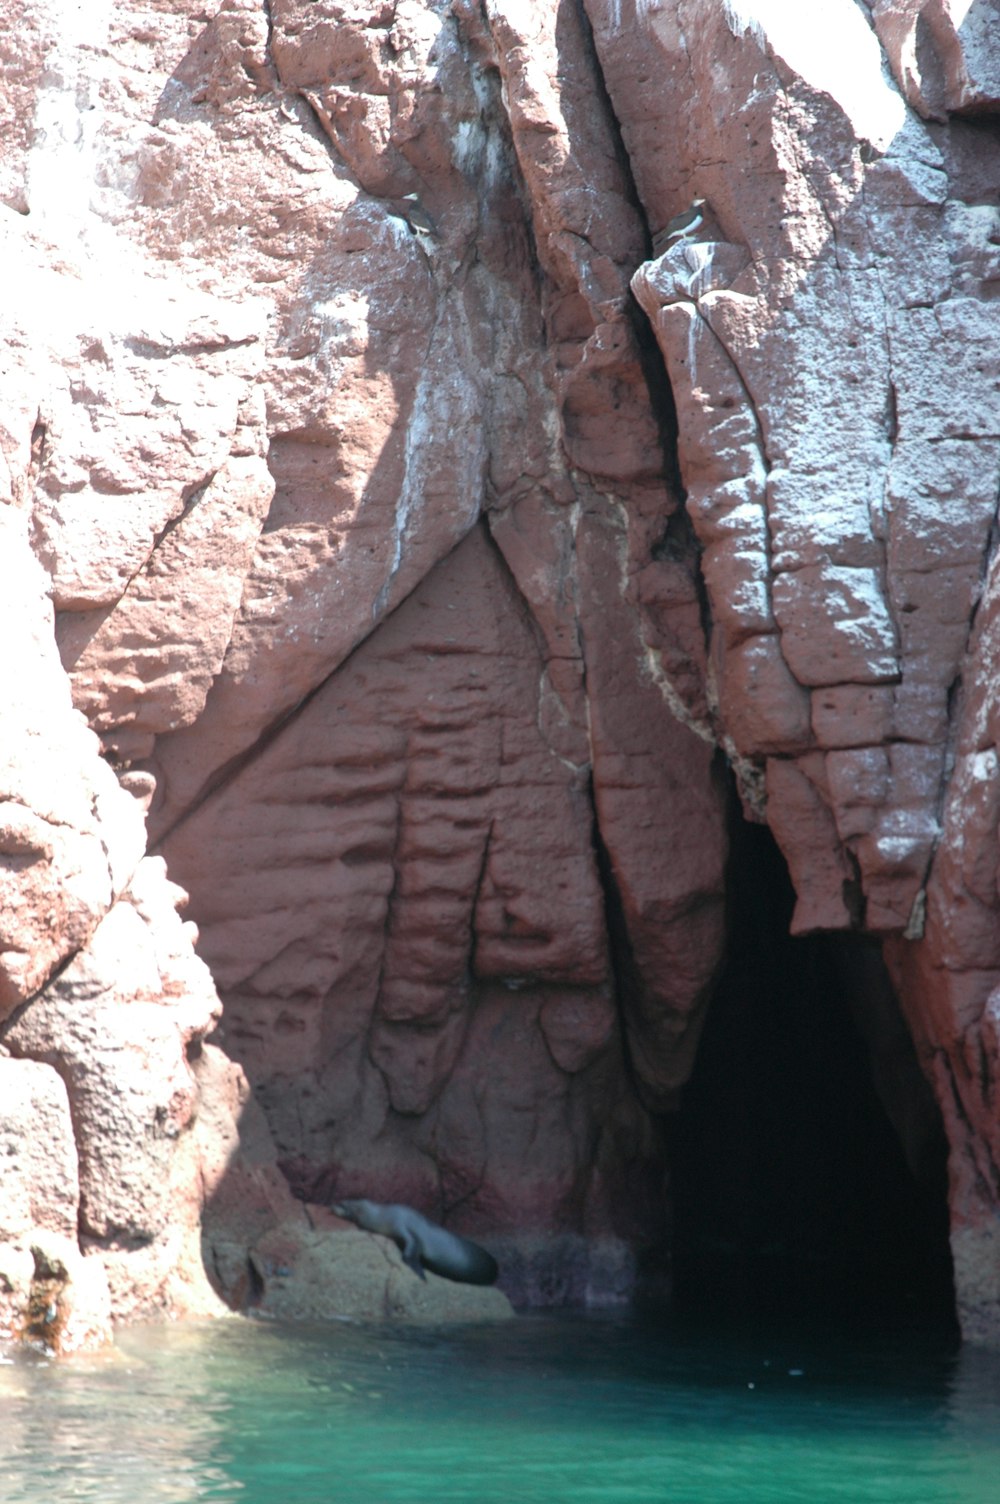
left=1, top=1310, right=998, bottom=1503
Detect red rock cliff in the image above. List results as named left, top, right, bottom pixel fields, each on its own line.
left=1, top=0, right=999, bottom=1346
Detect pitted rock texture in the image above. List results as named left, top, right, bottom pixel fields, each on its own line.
left=619, top=2, right=1000, bottom=938
left=594, top=0, right=1000, bottom=1339
left=2, top=0, right=1000, bottom=1345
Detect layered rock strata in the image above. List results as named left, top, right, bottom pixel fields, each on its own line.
left=1, top=0, right=999, bottom=1345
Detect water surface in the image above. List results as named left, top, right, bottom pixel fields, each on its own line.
left=2, top=1309, right=998, bottom=1503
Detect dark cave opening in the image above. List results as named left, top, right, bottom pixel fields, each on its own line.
left=667, top=814, right=956, bottom=1330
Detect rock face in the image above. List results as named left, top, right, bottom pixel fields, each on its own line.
left=1, top=0, right=999, bottom=1346
left=593, top=0, right=1000, bottom=1342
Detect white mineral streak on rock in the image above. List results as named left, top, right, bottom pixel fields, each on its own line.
left=375, top=296, right=490, bottom=618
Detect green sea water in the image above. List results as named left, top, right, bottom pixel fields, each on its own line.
left=1, top=1310, right=998, bottom=1503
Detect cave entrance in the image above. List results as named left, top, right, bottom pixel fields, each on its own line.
left=668, top=815, right=956, bottom=1329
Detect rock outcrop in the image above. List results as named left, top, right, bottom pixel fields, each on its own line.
left=1, top=0, right=999, bottom=1346
left=595, top=0, right=1000, bottom=1343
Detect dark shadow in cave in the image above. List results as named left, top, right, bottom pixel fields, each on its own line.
left=667, top=811, right=956, bottom=1330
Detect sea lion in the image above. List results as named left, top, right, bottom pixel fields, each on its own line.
left=332, top=1198, right=499, bottom=1286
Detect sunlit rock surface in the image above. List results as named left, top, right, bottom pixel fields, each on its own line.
left=1, top=0, right=999, bottom=1346
left=597, top=0, right=1000, bottom=1342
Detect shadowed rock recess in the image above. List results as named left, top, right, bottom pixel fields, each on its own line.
left=1, top=0, right=998, bottom=1349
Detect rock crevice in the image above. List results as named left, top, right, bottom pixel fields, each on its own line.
left=2, top=0, right=1000, bottom=1346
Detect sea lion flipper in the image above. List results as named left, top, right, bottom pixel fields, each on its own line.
left=399, top=1230, right=427, bottom=1279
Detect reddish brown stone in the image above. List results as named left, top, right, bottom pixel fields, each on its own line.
left=3, top=0, right=1000, bottom=1349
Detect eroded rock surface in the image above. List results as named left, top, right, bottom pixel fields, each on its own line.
left=2, top=0, right=1000, bottom=1345
left=592, top=0, right=1000, bottom=1340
